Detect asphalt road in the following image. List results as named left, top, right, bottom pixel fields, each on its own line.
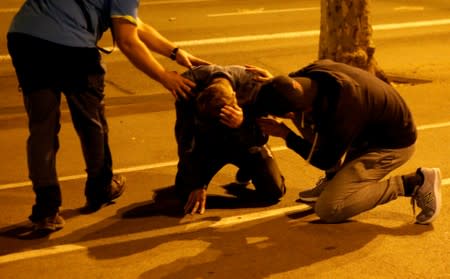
left=0, top=0, right=449, bottom=278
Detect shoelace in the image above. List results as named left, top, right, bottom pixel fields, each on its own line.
left=410, top=185, right=420, bottom=217
left=316, top=177, right=326, bottom=186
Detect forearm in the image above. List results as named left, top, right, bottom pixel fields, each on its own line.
left=137, top=19, right=176, bottom=59
left=115, top=28, right=167, bottom=83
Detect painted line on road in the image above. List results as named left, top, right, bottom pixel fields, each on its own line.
left=374, top=18, right=450, bottom=31
left=0, top=121, right=450, bottom=191
left=0, top=161, right=179, bottom=190
left=394, top=6, right=425, bottom=11
left=140, top=0, right=214, bottom=5
left=0, top=8, right=17, bottom=13
left=176, top=29, right=320, bottom=47
left=1, top=18, right=450, bottom=61
left=207, top=7, right=319, bottom=17
left=0, top=203, right=311, bottom=264
left=177, top=18, right=450, bottom=46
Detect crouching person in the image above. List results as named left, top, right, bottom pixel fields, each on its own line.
left=175, top=65, right=286, bottom=214
left=252, top=60, right=441, bottom=224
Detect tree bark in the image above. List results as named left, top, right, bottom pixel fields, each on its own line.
left=319, top=0, right=389, bottom=83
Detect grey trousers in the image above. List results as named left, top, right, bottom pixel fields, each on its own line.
left=315, top=144, right=415, bottom=223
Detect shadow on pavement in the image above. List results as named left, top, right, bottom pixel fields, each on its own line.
left=0, top=208, right=84, bottom=254
left=122, top=184, right=284, bottom=219
left=0, top=183, right=433, bottom=277
left=82, top=209, right=432, bottom=279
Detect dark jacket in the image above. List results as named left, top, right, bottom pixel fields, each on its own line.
left=285, top=59, right=417, bottom=170
left=175, top=65, right=267, bottom=189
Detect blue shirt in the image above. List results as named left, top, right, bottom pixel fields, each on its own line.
left=8, top=0, right=139, bottom=48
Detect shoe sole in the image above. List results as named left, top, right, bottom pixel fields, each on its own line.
left=416, top=168, right=442, bottom=224
left=34, top=224, right=64, bottom=232
left=85, top=179, right=126, bottom=212
left=33, top=221, right=65, bottom=232
left=298, top=196, right=318, bottom=203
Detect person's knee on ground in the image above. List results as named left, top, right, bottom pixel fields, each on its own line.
left=251, top=169, right=286, bottom=202
left=249, top=145, right=286, bottom=202
left=314, top=200, right=348, bottom=223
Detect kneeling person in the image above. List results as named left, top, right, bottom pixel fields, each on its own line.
left=175, top=65, right=286, bottom=214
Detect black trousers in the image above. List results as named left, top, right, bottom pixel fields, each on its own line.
left=175, top=144, right=286, bottom=202
left=7, top=33, right=113, bottom=220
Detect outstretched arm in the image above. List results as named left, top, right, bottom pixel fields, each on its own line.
left=112, top=18, right=205, bottom=99
left=136, top=19, right=211, bottom=68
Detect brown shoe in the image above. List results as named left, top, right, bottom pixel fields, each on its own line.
left=84, top=174, right=126, bottom=212
left=32, top=213, right=65, bottom=232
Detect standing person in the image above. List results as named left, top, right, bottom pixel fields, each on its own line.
left=6, top=0, right=209, bottom=232
left=251, top=59, right=441, bottom=224
left=175, top=65, right=286, bottom=214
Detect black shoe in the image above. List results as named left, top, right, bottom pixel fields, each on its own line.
left=84, top=174, right=126, bottom=212
left=32, top=213, right=65, bottom=232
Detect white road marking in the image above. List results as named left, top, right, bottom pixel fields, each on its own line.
left=394, top=6, right=425, bottom=11
left=140, top=0, right=213, bottom=5
left=1, top=18, right=450, bottom=61
left=0, top=8, right=17, bottom=13
left=207, top=7, right=319, bottom=17
left=210, top=204, right=311, bottom=227
left=177, top=29, right=319, bottom=46
left=0, top=244, right=86, bottom=264
left=415, top=121, right=450, bottom=131
left=374, top=18, right=450, bottom=31
left=246, top=236, right=269, bottom=245
left=0, top=203, right=311, bottom=264
left=0, top=121, right=449, bottom=190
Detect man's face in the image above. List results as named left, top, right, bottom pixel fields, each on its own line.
left=196, top=82, right=238, bottom=123
left=210, top=87, right=237, bottom=119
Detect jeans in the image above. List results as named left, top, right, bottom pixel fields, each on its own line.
left=7, top=33, right=113, bottom=220
left=315, top=145, right=415, bottom=223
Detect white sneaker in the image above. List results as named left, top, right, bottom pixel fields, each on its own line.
left=412, top=168, right=442, bottom=224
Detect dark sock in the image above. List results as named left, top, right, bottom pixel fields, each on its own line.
left=402, top=168, right=424, bottom=196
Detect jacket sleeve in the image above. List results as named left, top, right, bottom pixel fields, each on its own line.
left=308, top=76, right=365, bottom=170
left=285, top=131, right=313, bottom=159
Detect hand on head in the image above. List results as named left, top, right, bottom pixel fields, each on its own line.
left=245, top=64, right=274, bottom=82
left=160, top=70, right=196, bottom=100
left=175, top=48, right=211, bottom=69
left=220, top=104, right=244, bottom=128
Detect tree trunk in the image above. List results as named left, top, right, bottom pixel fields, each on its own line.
left=319, top=0, right=389, bottom=83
